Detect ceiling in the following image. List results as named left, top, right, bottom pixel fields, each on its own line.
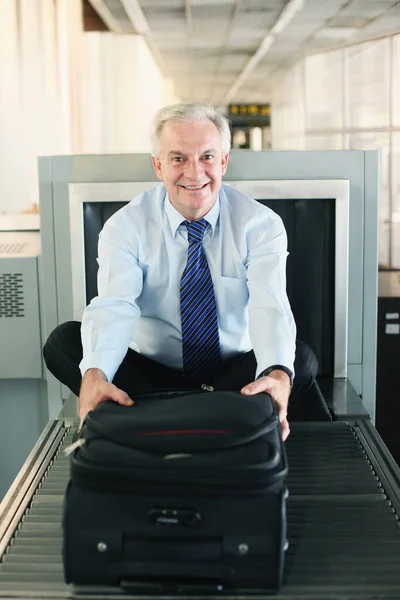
left=87, top=0, right=400, bottom=104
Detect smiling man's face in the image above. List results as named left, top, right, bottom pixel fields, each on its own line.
left=152, top=119, right=229, bottom=221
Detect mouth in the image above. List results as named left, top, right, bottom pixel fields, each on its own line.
left=180, top=183, right=210, bottom=190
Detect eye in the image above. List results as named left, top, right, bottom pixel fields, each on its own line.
left=202, top=154, right=214, bottom=161
left=171, top=156, right=183, bottom=163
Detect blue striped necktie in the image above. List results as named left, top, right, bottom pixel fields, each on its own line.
left=180, top=219, right=221, bottom=385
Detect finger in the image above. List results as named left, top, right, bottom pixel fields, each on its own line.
left=78, top=394, right=133, bottom=420
left=78, top=410, right=88, bottom=429
left=78, top=402, right=94, bottom=420
left=280, top=417, right=290, bottom=441
left=109, top=386, right=134, bottom=407
left=241, top=378, right=273, bottom=396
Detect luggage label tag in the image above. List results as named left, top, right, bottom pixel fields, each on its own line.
left=64, top=438, right=85, bottom=456
left=149, top=507, right=202, bottom=527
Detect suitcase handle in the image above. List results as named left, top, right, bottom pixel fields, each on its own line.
left=116, top=560, right=235, bottom=591
left=120, top=579, right=226, bottom=593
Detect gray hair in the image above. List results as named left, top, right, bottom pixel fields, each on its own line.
left=150, top=103, right=231, bottom=157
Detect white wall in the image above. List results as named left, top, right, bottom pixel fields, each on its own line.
left=80, top=34, right=178, bottom=154
left=0, top=0, right=178, bottom=214
left=271, top=33, right=400, bottom=269
left=0, top=0, right=82, bottom=213
left=271, top=62, right=305, bottom=151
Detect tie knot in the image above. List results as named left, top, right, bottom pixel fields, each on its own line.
left=185, top=219, right=208, bottom=243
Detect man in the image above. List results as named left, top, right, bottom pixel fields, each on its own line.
left=44, top=103, right=330, bottom=440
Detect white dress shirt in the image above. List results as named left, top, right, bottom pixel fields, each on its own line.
left=80, top=183, right=296, bottom=383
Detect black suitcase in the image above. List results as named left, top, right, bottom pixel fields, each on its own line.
left=63, top=389, right=289, bottom=594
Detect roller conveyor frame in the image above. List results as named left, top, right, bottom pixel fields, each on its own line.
left=0, top=420, right=67, bottom=562
left=0, top=418, right=399, bottom=600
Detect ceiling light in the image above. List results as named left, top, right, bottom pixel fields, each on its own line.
left=223, top=0, right=304, bottom=103
left=271, top=0, right=304, bottom=35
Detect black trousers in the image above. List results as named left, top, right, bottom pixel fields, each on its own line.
left=43, top=321, right=332, bottom=421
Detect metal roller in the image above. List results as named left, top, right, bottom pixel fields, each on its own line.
left=0, top=420, right=399, bottom=599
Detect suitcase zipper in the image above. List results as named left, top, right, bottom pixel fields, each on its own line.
left=72, top=450, right=283, bottom=493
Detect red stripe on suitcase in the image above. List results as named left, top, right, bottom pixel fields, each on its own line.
left=139, top=429, right=232, bottom=436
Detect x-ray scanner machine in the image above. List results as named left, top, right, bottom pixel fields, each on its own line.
left=1, top=150, right=399, bottom=599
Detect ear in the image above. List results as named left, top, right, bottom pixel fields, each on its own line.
left=152, top=156, right=163, bottom=181
left=221, top=152, right=229, bottom=176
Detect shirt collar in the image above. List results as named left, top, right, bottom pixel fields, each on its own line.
left=165, top=192, right=220, bottom=237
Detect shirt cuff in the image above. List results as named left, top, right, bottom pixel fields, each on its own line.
left=79, top=351, right=122, bottom=384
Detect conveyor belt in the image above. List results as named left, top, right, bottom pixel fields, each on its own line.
left=0, top=420, right=399, bottom=599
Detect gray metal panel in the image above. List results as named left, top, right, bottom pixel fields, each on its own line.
left=0, top=380, right=47, bottom=502
left=362, top=150, right=379, bottom=423
left=319, top=378, right=369, bottom=421
left=38, top=158, right=59, bottom=345
left=347, top=363, right=362, bottom=395
left=51, top=157, right=75, bottom=330
left=0, top=257, right=41, bottom=378
left=38, top=158, right=64, bottom=419
left=71, top=153, right=157, bottom=183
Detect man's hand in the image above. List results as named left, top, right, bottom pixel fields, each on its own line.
left=241, top=370, right=291, bottom=441
left=79, top=368, right=134, bottom=420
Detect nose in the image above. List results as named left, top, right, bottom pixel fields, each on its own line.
left=184, top=158, right=204, bottom=180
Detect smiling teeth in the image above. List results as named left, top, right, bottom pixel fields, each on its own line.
left=184, top=185, right=204, bottom=189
